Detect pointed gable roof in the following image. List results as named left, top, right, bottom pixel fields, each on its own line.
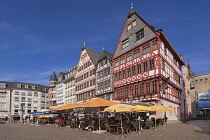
left=49, top=71, right=58, bottom=81
left=113, top=9, right=157, bottom=59
left=98, top=50, right=113, bottom=62
left=82, top=46, right=101, bottom=65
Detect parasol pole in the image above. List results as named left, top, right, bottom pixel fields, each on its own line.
left=153, top=110, right=157, bottom=130
left=119, top=113, right=126, bottom=139
left=98, top=109, right=101, bottom=131
left=138, top=112, right=142, bottom=133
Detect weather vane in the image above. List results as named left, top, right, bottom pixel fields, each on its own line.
left=103, top=45, right=104, bottom=50
left=83, top=41, right=86, bottom=46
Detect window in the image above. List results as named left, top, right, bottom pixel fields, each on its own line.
left=115, top=60, right=119, bottom=67
left=118, top=72, right=121, bottom=80
left=15, top=92, right=19, bottom=95
left=152, top=81, right=157, bottom=92
left=143, top=44, right=150, bottom=54
left=132, top=66, right=136, bottom=76
left=146, top=82, right=150, bottom=93
left=34, top=92, right=38, bottom=96
left=0, top=83, right=6, bottom=88
left=205, top=78, right=208, bottom=81
left=127, top=53, right=132, bottom=62
left=152, top=41, right=157, bottom=50
left=133, top=49, right=140, bottom=59
left=17, top=84, right=21, bottom=88
left=120, top=57, right=125, bottom=65
left=125, top=88, right=128, bottom=97
left=128, top=24, right=132, bottom=30
left=122, top=38, right=129, bottom=49
left=136, top=28, right=144, bottom=41
left=143, top=62, right=148, bottom=72
left=128, top=20, right=136, bottom=30
left=122, top=70, right=126, bottom=79
left=25, top=85, right=28, bottom=88
left=140, top=84, right=144, bottom=94
left=130, top=86, right=133, bottom=95
left=133, top=20, right=136, bottom=27
left=150, top=59, right=155, bottom=70
left=32, top=86, right=36, bottom=89
left=162, top=61, right=165, bottom=71
left=137, top=64, right=141, bottom=74
left=134, top=85, right=138, bottom=95
left=127, top=68, right=131, bottom=77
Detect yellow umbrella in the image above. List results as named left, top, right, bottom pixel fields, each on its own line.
left=164, top=107, right=176, bottom=111
left=150, top=106, right=167, bottom=112
left=104, top=104, right=134, bottom=112
left=130, top=105, right=151, bottom=112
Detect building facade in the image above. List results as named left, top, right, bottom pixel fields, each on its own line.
left=75, top=46, right=100, bottom=103
left=48, top=71, right=58, bottom=109
left=96, top=50, right=114, bottom=100
left=56, top=72, right=65, bottom=107
left=63, top=66, right=77, bottom=104
left=180, top=65, right=192, bottom=120
left=190, top=73, right=210, bottom=118
left=0, top=81, right=48, bottom=121
left=112, top=8, right=186, bottom=120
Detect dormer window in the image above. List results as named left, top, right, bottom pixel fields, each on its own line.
left=17, top=84, right=21, bottom=88
left=136, top=28, right=144, bottom=41
left=127, top=20, right=137, bottom=31
left=25, top=85, right=28, bottom=88
left=122, top=38, right=129, bottom=49
left=32, top=86, right=36, bottom=89
left=0, top=83, right=6, bottom=88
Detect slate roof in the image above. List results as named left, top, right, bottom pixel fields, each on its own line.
left=49, top=71, right=58, bottom=81
left=113, top=9, right=157, bottom=59
left=98, top=50, right=113, bottom=62
left=0, top=81, right=48, bottom=93
left=83, top=46, right=101, bottom=66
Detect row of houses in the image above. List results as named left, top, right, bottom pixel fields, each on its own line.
left=48, top=8, right=194, bottom=121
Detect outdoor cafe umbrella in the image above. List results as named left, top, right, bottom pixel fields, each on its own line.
left=130, top=105, right=152, bottom=133
left=104, top=104, right=134, bottom=112
left=75, top=98, right=118, bottom=133
left=150, top=106, right=167, bottom=130
left=104, top=104, right=134, bottom=138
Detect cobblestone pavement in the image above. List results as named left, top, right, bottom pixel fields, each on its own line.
left=0, top=120, right=209, bottom=140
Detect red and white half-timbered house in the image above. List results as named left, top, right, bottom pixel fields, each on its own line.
left=75, top=46, right=100, bottom=104
left=112, top=8, right=185, bottom=120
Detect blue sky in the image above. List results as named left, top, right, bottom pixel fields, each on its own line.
left=0, top=0, right=210, bottom=86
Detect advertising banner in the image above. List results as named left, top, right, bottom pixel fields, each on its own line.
left=197, top=92, right=210, bottom=108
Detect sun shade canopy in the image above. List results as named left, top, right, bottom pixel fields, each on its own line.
left=77, top=98, right=118, bottom=108
left=104, top=104, right=134, bottom=112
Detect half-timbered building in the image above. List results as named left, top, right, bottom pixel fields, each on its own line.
left=95, top=49, right=114, bottom=100
left=75, top=46, right=100, bottom=103
left=112, top=8, right=185, bottom=120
